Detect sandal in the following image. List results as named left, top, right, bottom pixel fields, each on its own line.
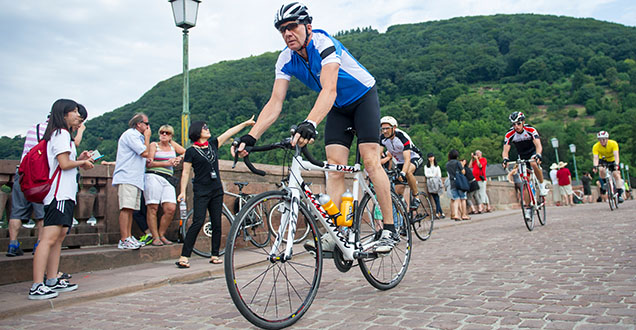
left=209, top=256, right=223, bottom=264
left=452, top=218, right=462, bottom=221
left=462, top=217, right=471, bottom=221
left=160, top=236, right=173, bottom=245
left=151, top=240, right=164, bottom=246
left=175, top=259, right=190, bottom=268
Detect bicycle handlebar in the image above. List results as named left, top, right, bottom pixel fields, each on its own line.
left=232, top=127, right=325, bottom=176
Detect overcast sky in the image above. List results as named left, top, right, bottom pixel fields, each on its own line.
left=1, top=0, right=634, bottom=138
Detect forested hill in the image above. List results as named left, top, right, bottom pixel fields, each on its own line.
left=2, top=14, right=636, bottom=175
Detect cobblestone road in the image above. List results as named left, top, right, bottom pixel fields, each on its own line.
left=2, top=201, right=635, bottom=329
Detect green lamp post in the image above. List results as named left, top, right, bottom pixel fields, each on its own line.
left=169, top=0, right=201, bottom=147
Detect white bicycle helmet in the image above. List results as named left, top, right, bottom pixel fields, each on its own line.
left=274, top=2, right=312, bottom=30
left=509, top=111, right=525, bottom=123
left=380, top=116, right=398, bottom=127
left=597, top=131, right=609, bottom=139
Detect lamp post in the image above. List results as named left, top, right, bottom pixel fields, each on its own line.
left=569, top=144, right=579, bottom=184
left=550, top=137, right=559, bottom=164
left=170, top=0, right=201, bottom=147
left=626, top=165, right=631, bottom=192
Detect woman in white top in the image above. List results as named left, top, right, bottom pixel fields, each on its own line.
left=424, top=153, right=445, bottom=219
left=29, top=99, right=94, bottom=300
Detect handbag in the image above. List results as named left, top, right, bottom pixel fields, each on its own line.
left=469, top=179, right=480, bottom=192
left=454, top=170, right=470, bottom=192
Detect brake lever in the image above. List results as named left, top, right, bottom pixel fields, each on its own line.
left=231, top=139, right=240, bottom=169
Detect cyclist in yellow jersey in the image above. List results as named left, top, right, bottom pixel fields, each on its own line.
left=592, top=130, right=623, bottom=203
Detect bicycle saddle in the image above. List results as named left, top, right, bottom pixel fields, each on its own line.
left=234, top=182, right=250, bottom=191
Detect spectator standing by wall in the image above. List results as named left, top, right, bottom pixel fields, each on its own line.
left=549, top=163, right=561, bottom=206
left=581, top=171, right=593, bottom=203
left=424, top=153, right=445, bottom=219
left=176, top=117, right=255, bottom=268
left=112, top=113, right=151, bottom=250
left=29, top=99, right=94, bottom=300
left=470, top=150, right=492, bottom=212
left=462, top=158, right=480, bottom=214
left=6, top=118, right=48, bottom=257
left=446, top=149, right=470, bottom=221
left=144, top=124, right=185, bottom=246
left=556, top=162, right=574, bottom=206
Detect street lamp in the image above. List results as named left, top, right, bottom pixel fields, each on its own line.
left=550, top=137, right=559, bottom=164
left=569, top=143, right=579, bottom=184
left=169, top=0, right=201, bottom=147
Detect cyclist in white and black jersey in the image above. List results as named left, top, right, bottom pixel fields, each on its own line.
left=233, top=2, right=396, bottom=253
left=502, top=111, right=549, bottom=196
left=380, top=116, right=424, bottom=209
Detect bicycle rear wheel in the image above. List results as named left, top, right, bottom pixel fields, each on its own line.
left=410, top=193, right=434, bottom=241
left=241, top=202, right=272, bottom=248
left=180, top=208, right=232, bottom=258
left=355, top=192, right=412, bottom=290
left=225, top=190, right=322, bottom=329
left=520, top=182, right=534, bottom=231
left=536, top=195, right=546, bottom=226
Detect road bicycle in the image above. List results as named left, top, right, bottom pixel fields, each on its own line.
left=179, top=182, right=270, bottom=258
left=507, top=157, right=546, bottom=231
left=385, top=167, right=435, bottom=241
left=597, top=159, right=620, bottom=211
left=224, top=132, right=412, bottom=329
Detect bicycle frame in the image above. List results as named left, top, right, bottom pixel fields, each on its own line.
left=269, top=149, right=378, bottom=262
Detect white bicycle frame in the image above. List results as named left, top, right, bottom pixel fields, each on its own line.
left=269, top=151, right=380, bottom=262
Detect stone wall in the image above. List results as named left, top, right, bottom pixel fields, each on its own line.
left=0, top=159, right=597, bottom=251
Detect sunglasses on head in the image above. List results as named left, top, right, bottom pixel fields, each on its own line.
left=278, top=22, right=299, bottom=33
left=202, top=124, right=209, bottom=130
left=159, top=131, right=172, bottom=135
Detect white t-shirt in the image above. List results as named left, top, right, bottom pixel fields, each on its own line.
left=44, top=129, right=78, bottom=205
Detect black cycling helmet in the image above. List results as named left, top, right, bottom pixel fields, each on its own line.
left=509, top=111, right=525, bottom=123
left=274, top=2, right=312, bottom=30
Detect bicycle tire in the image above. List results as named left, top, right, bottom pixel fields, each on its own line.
left=608, top=178, right=617, bottom=211
left=241, top=202, right=272, bottom=248
left=536, top=195, right=546, bottom=226
left=410, top=193, right=435, bottom=241
left=520, top=182, right=534, bottom=231
left=180, top=208, right=232, bottom=258
left=268, top=200, right=311, bottom=244
left=225, top=190, right=322, bottom=329
left=356, top=192, right=412, bottom=290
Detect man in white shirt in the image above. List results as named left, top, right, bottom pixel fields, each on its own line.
left=112, top=113, right=151, bottom=249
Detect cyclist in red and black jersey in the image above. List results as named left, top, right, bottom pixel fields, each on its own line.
left=502, top=111, right=549, bottom=196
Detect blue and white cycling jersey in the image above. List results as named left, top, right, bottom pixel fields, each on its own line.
left=275, top=29, right=376, bottom=108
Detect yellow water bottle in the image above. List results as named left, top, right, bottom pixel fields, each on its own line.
left=318, top=194, right=341, bottom=221
left=338, top=190, right=354, bottom=227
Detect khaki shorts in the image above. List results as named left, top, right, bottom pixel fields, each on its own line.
left=559, top=184, right=573, bottom=197
left=117, top=184, right=142, bottom=210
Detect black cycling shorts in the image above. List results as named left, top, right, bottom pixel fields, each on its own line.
left=599, top=159, right=617, bottom=172
left=397, top=157, right=424, bottom=172
left=324, top=85, right=380, bottom=148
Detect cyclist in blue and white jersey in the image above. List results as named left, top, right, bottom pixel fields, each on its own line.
left=501, top=111, right=549, bottom=196
left=380, top=116, right=424, bottom=209
left=233, top=2, right=396, bottom=253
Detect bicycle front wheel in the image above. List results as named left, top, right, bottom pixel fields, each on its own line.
left=355, top=192, right=412, bottom=290
left=608, top=177, right=619, bottom=210
left=410, top=193, right=435, bottom=241
left=520, top=182, right=534, bottom=231
left=180, top=208, right=233, bottom=258
left=225, top=190, right=322, bottom=330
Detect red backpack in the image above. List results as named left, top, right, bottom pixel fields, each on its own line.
left=18, top=127, right=61, bottom=203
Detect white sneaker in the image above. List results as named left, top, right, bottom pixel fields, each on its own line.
left=128, top=236, right=143, bottom=248
left=524, top=208, right=533, bottom=220
left=118, top=239, right=140, bottom=250
left=303, top=233, right=336, bottom=253
left=539, top=183, right=549, bottom=196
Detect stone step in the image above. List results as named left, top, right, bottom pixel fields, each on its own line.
left=0, top=243, right=183, bottom=286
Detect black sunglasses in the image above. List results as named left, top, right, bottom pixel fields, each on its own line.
left=513, top=121, right=523, bottom=126
left=142, top=121, right=150, bottom=126
left=159, top=131, right=172, bottom=135
left=278, top=22, right=299, bottom=33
